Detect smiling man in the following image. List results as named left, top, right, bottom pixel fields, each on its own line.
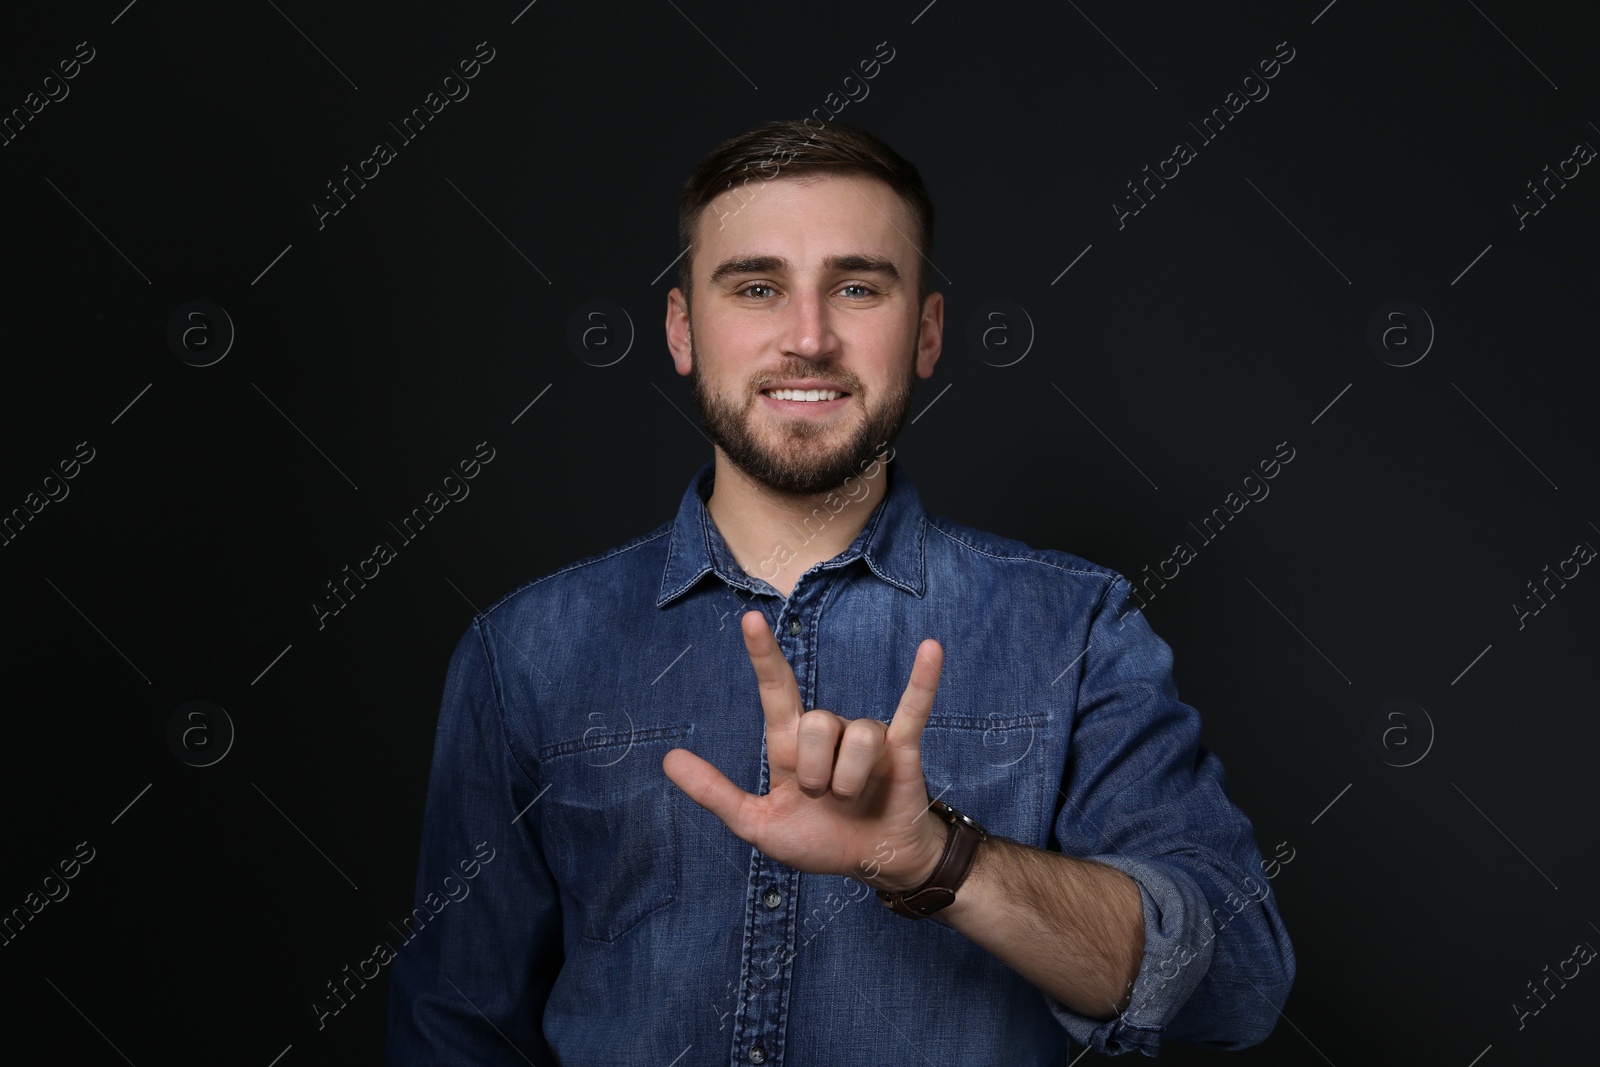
left=387, top=120, right=1295, bottom=1066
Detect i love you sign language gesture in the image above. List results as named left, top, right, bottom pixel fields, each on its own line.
left=663, top=610, right=949, bottom=893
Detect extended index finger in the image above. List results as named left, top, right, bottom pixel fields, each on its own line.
left=886, top=638, right=944, bottom=749
left=741, top=610, right=804, bottom=730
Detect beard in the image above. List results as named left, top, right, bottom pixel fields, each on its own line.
left=688, top=336, right=919, bottom=497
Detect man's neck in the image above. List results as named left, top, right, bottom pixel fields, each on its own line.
left=704, top=450, right=891, bottom=599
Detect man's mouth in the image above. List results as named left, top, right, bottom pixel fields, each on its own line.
left=761, top=388, right=849, bottom=402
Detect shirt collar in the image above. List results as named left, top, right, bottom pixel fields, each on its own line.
left=656, top=454, right=928, bottom=606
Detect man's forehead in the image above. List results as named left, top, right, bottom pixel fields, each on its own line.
left=698, top=173, right=912, bottom=269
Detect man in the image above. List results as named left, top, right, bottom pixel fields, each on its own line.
left=386, top=119, right=1295, bottom=1065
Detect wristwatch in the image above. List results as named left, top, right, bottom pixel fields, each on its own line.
left=876, top=797, right=988, bottom=920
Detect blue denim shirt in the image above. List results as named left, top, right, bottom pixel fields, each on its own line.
left=385, top=457, right=1295, bottom=1065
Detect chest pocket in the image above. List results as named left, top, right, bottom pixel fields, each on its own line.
left=918, top=711, right=1050, bottom=846
left=538, top=722, right=692, bottom=944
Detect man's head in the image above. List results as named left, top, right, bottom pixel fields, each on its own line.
left=666, top=120, right=943, bottom=497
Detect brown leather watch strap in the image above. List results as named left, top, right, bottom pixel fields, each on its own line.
left=877, top=797, right=988, bottom=919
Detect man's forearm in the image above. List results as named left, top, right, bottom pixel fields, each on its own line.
left=932, top=832, right=1145, bottom=1019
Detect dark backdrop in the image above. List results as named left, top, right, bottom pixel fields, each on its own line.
left=2, top=1, right=1595, bottom=1063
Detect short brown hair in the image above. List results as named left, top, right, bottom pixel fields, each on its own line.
left=676, top=119, right=936, bottom=311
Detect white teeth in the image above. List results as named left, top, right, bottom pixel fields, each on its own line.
left=765, top=388, right=843, bottom=402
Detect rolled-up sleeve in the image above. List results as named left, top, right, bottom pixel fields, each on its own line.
left=386, top=617, right=562, bottom=1066
left=1043, top=576, right=1296, bottom=1056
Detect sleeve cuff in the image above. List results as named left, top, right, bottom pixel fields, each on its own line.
left=1040, top=854, right=1216, bottom=1057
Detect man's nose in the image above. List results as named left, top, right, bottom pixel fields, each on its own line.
left=779, top=289, right=841, bottom=358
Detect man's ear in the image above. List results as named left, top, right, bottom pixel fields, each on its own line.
left=666, top=287, right=693, bottom=376
left=915, top=291, right=944, bottom=378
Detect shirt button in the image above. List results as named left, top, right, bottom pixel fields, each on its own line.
left=749, top=1045, right=767, bottom=1064
left=789, top=619, right=801, bottom=636
left=763, top=888, right=782, bottom=909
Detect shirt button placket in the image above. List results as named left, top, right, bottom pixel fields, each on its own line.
left=748, top=1044, right=767, bottom=1064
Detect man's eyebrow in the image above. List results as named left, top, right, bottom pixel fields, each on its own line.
left=707, top=254, right=902, bottom=286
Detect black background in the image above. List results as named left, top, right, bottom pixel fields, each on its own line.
left=1, top=1, right=1595, bottom=1063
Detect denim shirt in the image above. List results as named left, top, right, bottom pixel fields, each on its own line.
left=385, top=457, right=1295, bottom=1065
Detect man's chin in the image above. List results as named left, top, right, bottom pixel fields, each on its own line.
left=740, top=446, right=887, bottom=496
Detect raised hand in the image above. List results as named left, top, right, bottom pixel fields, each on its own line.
left=662, top=610, right=948, bottom=893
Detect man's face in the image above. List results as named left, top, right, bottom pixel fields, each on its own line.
left=667, top=172, right=942, bottom=496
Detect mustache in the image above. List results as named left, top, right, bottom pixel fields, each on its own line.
left=750, top=371, right=861, bottom=395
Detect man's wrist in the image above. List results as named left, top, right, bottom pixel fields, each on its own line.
left=904, top=815, right=950, bottom=889
left=875, top=799, right=988, bottom=919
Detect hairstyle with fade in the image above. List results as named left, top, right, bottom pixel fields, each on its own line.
left=676, top=119, right=936, bottom=314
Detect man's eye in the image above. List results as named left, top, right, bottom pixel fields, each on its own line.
left=839, top=284, right=874, bottom=298
left=737, top=283, right=775, bottom=299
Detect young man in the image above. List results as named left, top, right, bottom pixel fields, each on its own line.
left=386, top=120, right=1294, bottom=1065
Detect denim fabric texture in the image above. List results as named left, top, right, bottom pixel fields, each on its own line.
left=385, top=457, right=1296, bottom=1065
